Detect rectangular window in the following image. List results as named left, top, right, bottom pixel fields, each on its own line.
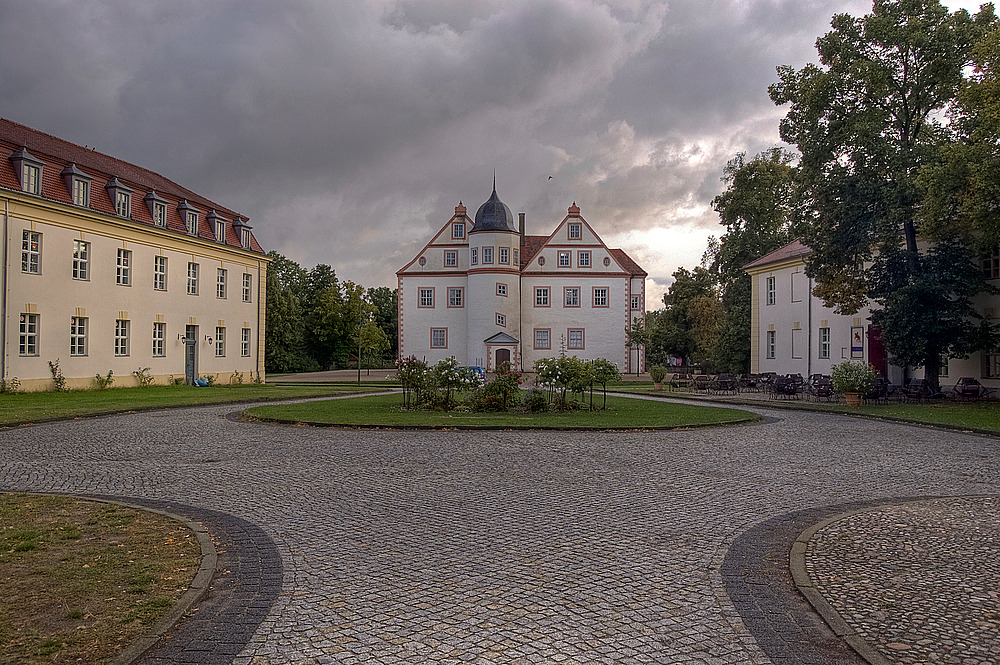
left=418, top=288, right=434, bottom=308
left=154, top=256, right=168, bottom=291
left=115, top=319, right=130, bottom=356
left=444, top=250, right=457, bottom=267
left=558, top=251, right=571, bottom=267
left=535, top=287, right=550, bottom=307
left=513, top=249, right=519, bottom=265
left=482, top=247, right=494, bottom=264
left=186, top=212, right=198, bottom=235
left=452, top=223, right=465, bottom=239
left=241, top=328, right=252, bottom=357
left=22, top=230, right=41, bottom=274
left=243, top=273, right=252, bottom=302
left=187, top=262, right=199, bottom=295
left=448, top=287, right=464, bottom=307
left=117, top=248, right=132, bottom=286
left=431, top=328, right=447, bottom=348
left=217, top=268, right=227, bottom=299
left=499, top=247, right=509, bottom=265
left=470, top=247, right=478, bottom=265
left=593, top=287, right=608, bottom=307
left=564, top=287, right=580, bottom=307
left=22, top=163, right=41, bottom=195
left=568, top=223, right=581, bottom=239
left=578, top=251, right=591, bottom=267
left=496, top=283, right=507, bottom=297
left=766, top=330, right=776, bottom=359
left=70, top=316, right=88, bottom=356
left=534, top=329, right=551, bottom=349
left=115, top=191, right=131, bottom=217
left=983, top=248, right=1000, bottom=279
left=985, top=346, right=1000, bottom=378
left=567, top=328, right=584, bottom=349
left=631, top=295, right=641, bottom=310
left=766, top=276, right=776, bottom=306
left=19, top=313, right=38, bottom=356
left=939, top=356, right=949, bottom=378
left=215, top=327, right=226, bottom=357
left=819, top=327, right=831, bottom=359
left=73, top=179, right=90, bottom=207
left=240, top=227, right=251, bottom=248
left=215, top=220, right=226, bottom=243
left=153, top=202, right=166, bottom=227
left=72, top=240, right=89, bottom=280
left=496, top=313, right=506, bottom=327
left=152, top=322, right=166, bottom=357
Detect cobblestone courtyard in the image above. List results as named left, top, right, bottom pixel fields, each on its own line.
left=1, top=399, right=996, bottom=664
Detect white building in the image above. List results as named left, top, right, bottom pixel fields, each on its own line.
left=1, top=119, right=268, bottom=390
left=397, top=187, right=646, bottom=372
left=745, top=240, right=1000, bottom=387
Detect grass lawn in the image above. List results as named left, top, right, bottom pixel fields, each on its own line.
left=0, top=494, right=201, bottom=664
left=0, top=383, right=394, bottom=427
left=243, top=392, right=759, bottom=430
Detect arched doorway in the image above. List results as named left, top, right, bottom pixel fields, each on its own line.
left=495, top=348, right=511, bottom=368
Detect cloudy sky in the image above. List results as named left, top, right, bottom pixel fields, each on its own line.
left=0, top=0, right=987, bottom=307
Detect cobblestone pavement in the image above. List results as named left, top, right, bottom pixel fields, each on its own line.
left=1, top=399, right=998, bottom=664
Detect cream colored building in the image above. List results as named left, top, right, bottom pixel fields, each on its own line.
left=1, top=119, right=268, bottom=391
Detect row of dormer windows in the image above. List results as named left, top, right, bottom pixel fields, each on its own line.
left=8, top=147, right=253, bottom=249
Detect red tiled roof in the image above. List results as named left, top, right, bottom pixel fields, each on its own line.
left=0, top=118, right=264, bottom=254
left=742, top=240, right=810, bottom=270
left=609, top=248, right=646, bottom=276
left=519, top=235, right=548, bottom=268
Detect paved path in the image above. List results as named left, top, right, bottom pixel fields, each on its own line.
left=1, top=399, right=997, bottom=663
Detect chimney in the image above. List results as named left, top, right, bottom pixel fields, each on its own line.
left=518, top=212, right=525, bottom=235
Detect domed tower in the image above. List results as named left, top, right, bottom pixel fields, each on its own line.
left=467, top=180, right=522, bottom=370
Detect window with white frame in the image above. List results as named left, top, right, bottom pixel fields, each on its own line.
left=431, top=328, right=447, bottom=348
left=186, top=212, right=198, bottom=235
left=187, top=262, right=199, bottom=295
left=766, top=276, right=776, bottom=305
left=535, top=287, right=549, bottom=307
left=482, top=247, right=494, bottom=264
left=22, top=231, right=41, bottom=274
left=243, top=273, right=252, bottom=302
left=419, top=288, right=434, bottom=307
left=116, top=248, right=132, bottom=286
left=72, top=240, right=89, bottom=280
left=19, top=313, right=38, bottom=356
left=153, top=201, right=166, bottom=227
left=939, top=356, right=949, bottom=377
left=115, top=319, right=129, bottom=356
left=22, top=163, right=41, bottom=195
left=983, top=248, right=999, bottom=279
left=152, top=322, right=166, bottom=357
left=242, top=328, right=251, bottom=357
left=115, top=191, right=131, bottom=217
left=217, top=268, right=227, bottom=299
left=819, top=327, right=831, bottom=359
left=452, top=222, right=465, bottom=239
left=240, top=227, right=251, bottom=248
left=766, top=330, right=776, bottom=359
left=564, top=287, right=580, bottom=307
left=593, top=287, right=608, bottom=307
left=154, top=256, right=168, bottom=291
left=578, top=251, right=591, bottom=267
left=568, top=223, right=581, bottom=239
left=558, top=251, right=571, bottom=267
left=513, top=249, right=519, bottom=265
left=72, top=178, right=90, bottom=207
left=534, top=329, right=550, bottom=349
left=499, top=247, right=509, bottom=264
left=70, top=316, right=88, bottom=356
left=985, top=346, right=1000, bottom=378
left=496, top=313, right=506, bottom=327
left=470, top=247, right=478, bottom=265
left=215, top=327, right=226, bottom=357
left=567, top=329, right=584, bottom=349
left=215, top=219, right=226, bottom=243
left=496, top=283, right=507, bottom=297
left=444, top=250, right=457, bottom=267
left=631, top=295, right=641, bottom=310
left=448, top=287, right=463, bottom=307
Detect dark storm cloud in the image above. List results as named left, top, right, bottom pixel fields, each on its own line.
left=2, top=0, right=970, bottom=302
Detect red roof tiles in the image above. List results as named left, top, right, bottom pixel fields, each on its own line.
left=742, top=240, right=810, bottom=270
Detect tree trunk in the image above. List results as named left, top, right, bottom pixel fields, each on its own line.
left=923, top=348, right=941, bottom=394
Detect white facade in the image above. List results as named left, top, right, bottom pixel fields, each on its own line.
left=398, top=197, right=646, bottom=372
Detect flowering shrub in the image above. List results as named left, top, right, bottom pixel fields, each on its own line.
left=534, top=353, right=598, bottom=410
left=830, top=361, right=876, bottom=394
left=470, top=362, right=522, bottom=411
left=395, top=356, right=431, bottom=408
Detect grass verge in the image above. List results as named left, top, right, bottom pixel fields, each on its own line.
left=0, top=494, right=201, bottom=665
left=243, top=393, right=759, bottom=430
left=0, top=383, right=394, bottom=427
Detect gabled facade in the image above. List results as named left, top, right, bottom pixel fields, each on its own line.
left=397, top=190, right=647, bottom=372
left=745, top=240, right=1000, bottom=386
left=1, top=119, right=268, bottom=390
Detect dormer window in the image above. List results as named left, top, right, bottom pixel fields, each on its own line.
left=208, top=210, right=226, bottom=243
left=144, top=190, right=168, bottom=227
left=10, top=148, right=43, bottom=195
left=62, top=163, right=92, bottom=207
left=177, top=200, right=199, bottom=235
left=233, top=217, right=253, bottom=249
left=241, top=228, right=251, bottom=248
left=105, top=178, right=133, bottom=218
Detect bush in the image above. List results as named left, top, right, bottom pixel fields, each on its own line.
left=133, top=367, right=154, bottom=387
left=830, top=361, right=876, bottom=394
left=469, top=363, right=522, bottom=412
left=523, top=388, right=548, bottom=413
left=94, top=370, right=115, bottom=390
left=0, top=377, right=21, bottom=394
left=48, top=360, right=67, bottom=392
left=649, top=365, right=667, bottom=384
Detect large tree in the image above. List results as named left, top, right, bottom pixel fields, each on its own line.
left=769, top=0, right=998, bottom=388
left=706, top=148, right=796, bottom=373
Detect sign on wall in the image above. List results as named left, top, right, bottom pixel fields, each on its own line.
left=850, top=327, right=864, bottom=359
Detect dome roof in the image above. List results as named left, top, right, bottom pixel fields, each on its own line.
left=472, top=185, right=516, bottom=233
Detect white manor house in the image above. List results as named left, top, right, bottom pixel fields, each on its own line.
left=397, top=186, right=647, bottom=372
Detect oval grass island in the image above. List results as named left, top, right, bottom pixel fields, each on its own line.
left=242, top=393, right=760, bottom=430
